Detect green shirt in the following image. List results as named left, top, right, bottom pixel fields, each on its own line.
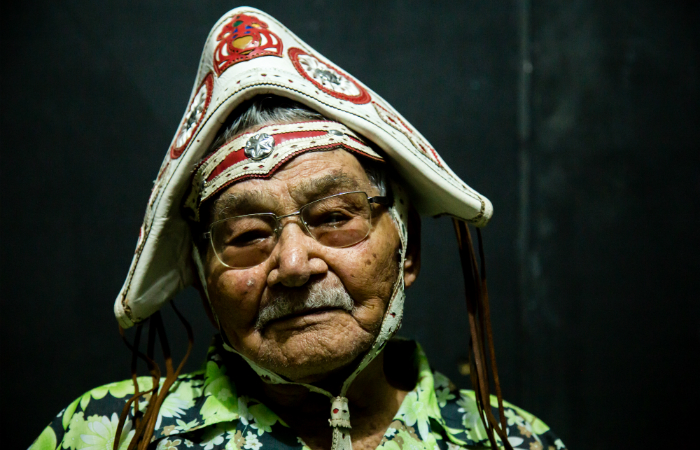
left=30, top=336, right=567, bottom=450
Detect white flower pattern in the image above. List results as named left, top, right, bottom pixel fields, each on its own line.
left=78, top=413, right=134, bottom=450
left=199, top=428, right=224, bottom=450
left=156, top=392, right=194, bottom=429
left=243, top=431, right=262, bottom=450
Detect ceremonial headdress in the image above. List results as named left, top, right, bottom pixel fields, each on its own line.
left=114, top=7, right=511, bottom=450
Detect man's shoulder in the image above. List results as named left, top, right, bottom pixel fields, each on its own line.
left=75, top=370, right=207, bottom=413
left=390, top=341, right=568, bottom=450
left=29, top=370, right=207, bottom=450
left=432, top=377, right=567, bottom=450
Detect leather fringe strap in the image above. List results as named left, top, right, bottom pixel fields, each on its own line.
left=453, top=219, right=512, bottom=450
left=114, top=301, right=194, bottom=450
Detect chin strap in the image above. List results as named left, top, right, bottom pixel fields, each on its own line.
left=453, top=219, right=512, bottom=450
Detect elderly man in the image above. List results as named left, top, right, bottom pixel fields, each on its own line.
left=31, top=7, right=565, bottom=450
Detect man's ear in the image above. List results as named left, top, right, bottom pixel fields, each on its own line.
left=403, top=205, right=421, bottom=287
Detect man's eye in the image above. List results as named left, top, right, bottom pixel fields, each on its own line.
left=225, top=229, right=273, bottom=246
left=316, top=211, right=352, bottom=226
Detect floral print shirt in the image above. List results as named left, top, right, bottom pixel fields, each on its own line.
left=30, top=336, right=567, bottom=450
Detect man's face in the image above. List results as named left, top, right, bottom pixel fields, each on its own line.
left=204, top=148, right=402, bottom=382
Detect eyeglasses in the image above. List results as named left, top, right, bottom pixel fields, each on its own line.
left=204, top=191, right=392, bottom=269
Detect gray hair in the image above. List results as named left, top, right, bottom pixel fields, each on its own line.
left=206, top=96, right=387, bottom=196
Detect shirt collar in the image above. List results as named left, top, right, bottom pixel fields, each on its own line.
left=194, top=335, right=468, bottom=447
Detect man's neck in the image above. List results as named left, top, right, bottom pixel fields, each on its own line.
left=254, top=350, right=410, bottom=450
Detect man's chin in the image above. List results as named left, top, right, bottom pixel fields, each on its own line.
left=246, top=321, right=376, bottom=383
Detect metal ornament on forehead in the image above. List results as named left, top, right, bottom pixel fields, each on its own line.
left=244, top=133, right=275, bottom=160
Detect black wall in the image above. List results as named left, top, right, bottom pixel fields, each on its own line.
left=1, top=1, right=697, bottom=449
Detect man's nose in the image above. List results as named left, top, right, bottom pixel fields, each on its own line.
left=267, top=221, right=328, bottom=287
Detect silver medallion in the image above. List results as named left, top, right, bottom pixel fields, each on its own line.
left=244, top=133, right=275, bottom=161
left=312, top=68, right=342, bottom=86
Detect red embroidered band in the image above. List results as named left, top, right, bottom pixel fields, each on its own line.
left=184, top=121, right=384, bottom=222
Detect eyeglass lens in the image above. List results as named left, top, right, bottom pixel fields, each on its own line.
left=210, top=192, right=373, bottom=268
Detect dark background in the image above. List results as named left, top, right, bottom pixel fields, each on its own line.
left=2, top=1, right=698, bottom=448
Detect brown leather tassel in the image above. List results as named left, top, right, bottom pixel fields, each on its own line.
left=453, top=219, right=512, bottom=450
left=115, top=319, right=161, bottom=450
left=114, top=302, right=194, bottom=450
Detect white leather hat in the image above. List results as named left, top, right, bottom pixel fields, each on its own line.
left=114, top=6, right=493, bottom=328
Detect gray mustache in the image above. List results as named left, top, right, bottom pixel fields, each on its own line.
left=255, top=282, right=354, bottom=330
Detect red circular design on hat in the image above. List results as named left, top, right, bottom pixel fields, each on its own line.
left=288, top=47, right=371, bottom=104
left=170, top=73, right=214, bottom=159
left=213, top=14, right=284, bottom=76
left=333, top=408, right=339, bottom=414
